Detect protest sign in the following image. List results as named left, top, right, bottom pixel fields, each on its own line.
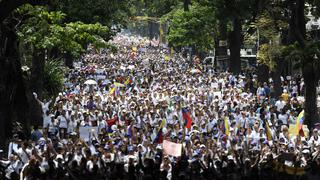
left=213, top=91, right=222, bottom=98
left=163, top=140, right=182, bottom=157
left=79, top=127, right=99, bottom=141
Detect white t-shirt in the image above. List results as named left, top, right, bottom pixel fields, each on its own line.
left=8, top=142, right=19, bottom=159
left=58, top=116, right=68, bottom=128
left=275, top=100, right=286, bottom=112
left=278, top=114, right=288, bottom=125
left=43, top=115, right=51, bottom=128
left=17, top=148, right=31, bottom=164
left=250, top=129, right=260, bottom=143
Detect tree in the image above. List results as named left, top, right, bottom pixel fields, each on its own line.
left=56, top=0, right=131, bottom=30
left=17, top=5, right=110, bottom=98
left=246, top=0, right=320, bottom=128
left=210, top=0, right=258, bottom=74
left=164, top=2, right=216, bottom=54
left=15, top=4, right=112, bottom=126
left=287, top=0, right=320, bottom=129
left=253, top=8, right=289, bottom=97
left=0, top=0, right=131, bottom=148
left=0, top=0, right=47, bottom=148
left=129, top=0, right=180, bottom=39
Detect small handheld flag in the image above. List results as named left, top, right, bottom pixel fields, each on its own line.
left=224, top=116, right=229, bottom=136
left=182, top=108, right=192, bottom=129
left=295, top=110, right=304, bottom=135
left=109, top=87, right=117, bottom=95
left=265, top=122, right=272, bottom=141
left=154, top=119, right=166, bottom=144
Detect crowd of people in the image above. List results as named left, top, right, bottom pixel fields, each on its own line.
left=1, top=34, right=320, bottom=180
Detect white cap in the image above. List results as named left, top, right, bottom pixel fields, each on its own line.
left=111, top=125, right=117, bottom=131
left=56, top=154, right=64, bottom=160
left=302, top=149, right=310, bottom=154
left=227, top=155, right=234, bottom=161
left=156, top=144, right=162, bottom=150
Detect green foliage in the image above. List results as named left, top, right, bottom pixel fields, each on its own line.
left=17, top=5, right=64, bottom=50
left=164, top=3, right=216, bottom=52
left=130, top=0, right=180, bottom=17
left=253, top=1, right=319, bottom=72
left=43, top=60, right=64, bottom=98
left=255, top=13, right=288, bottom=41
left=257, top=44, right=285, bottom=70
left=253, top=11, right=289, bottom=70
left=56, top=0, right=131, bottom=31
left=146, top=0, right=180, bottom=17
left=212, top=0, right=255, bottom=19
left=17, top=4, right=110, bottom=58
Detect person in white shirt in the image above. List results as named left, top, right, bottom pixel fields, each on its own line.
left=33, top=92, right=52, bottom=115
left=0, top=154, right=22, bottom=179
left=308, top=129, right=320, bottom=146
left=68, top=114, right=78, bottom=135
left=97, top=116, right=106, bottom=134
left=278, top=110, right=289, bottom=125
left=275, top=97, right=286, bottom=113
left=16, top=142, right=32, bottom=165
left=160, top=155, right=172, bottom=180
left=7, top=134, right=19, bottom=159
left=43, top=111, right=51, bottom=133
left=48, top=115, right=58, bottom=137
left=57, top=110, right=68, bottom=139
left=249, top=121, right=261, bottom=144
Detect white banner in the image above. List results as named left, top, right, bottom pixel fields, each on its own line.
left=163, top=140, right=182, bottom=157
left=79, top=127, right=99, bottom=141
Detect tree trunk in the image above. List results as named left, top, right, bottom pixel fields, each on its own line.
left=183, top=0, right=190, bottom=11
left=0, top=0, right=46, bottom=148
left=257, top=64, right=269, bottom=83
left=303, top=63, right=319, bottom=129
left=148, top=21, right=153, bottom=40
left=31, top=49, right=45, bottom=98
left=216, top=20, right=228, bottom=70
left=271, top=60, right=282, bottom=98
left=30, top=49, right=45, bottom=126
left=290, top=0, right=319, bottom=128
left=0, top=21, right=31, bottom=148
left=229, top=17, right=242, bottom=74
left=64, top=51, right=74, bottom=69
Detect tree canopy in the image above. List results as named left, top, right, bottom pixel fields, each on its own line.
left=163, top=2, right=216, bottom=52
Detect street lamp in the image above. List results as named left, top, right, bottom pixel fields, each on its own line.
left=314, top=54, right=318, bottom=60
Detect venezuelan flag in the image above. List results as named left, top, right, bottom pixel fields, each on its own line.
left=265, top=122, right=272, bottom=141
left=224, top=117, right=229, bottom=136
left=124, top=78, right=131, bottom=85
left=154, top=129, right=163, bottom=144
left=295, top=110, right=304, bottom=135
left=109, top=87, right=117, bottom=95
left=182, top=108, right=192, bottom=129
left=159, top=119, right=166, bottom=130
left=154, top=119, right=166, bottom=144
